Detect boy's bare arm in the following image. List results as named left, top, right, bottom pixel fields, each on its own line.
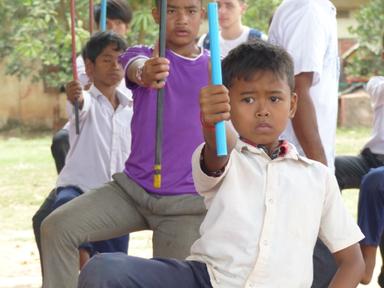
left=66, top=80, right=84, bottom=109
left=126, top=56, right=170, bottom=89
left=200, top=84, right=237, bottom=173
left=292, top=72, right=327, bottom=166
left=329, top=243, right=365, bottom=287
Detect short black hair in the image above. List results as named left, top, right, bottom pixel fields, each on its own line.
left=94, top=0, right=132, bottom=25
left=222, top=40, right=295, bottom=91
left=82, top=31, right=127, bottom=63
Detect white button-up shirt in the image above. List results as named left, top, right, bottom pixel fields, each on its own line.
left=188, top=140, right=363, bottom=288
left=364, top=76, right=384, bottom=155
left=268, top=0, right=339, bottom=171
left=56, top=85, right=132, bottom=192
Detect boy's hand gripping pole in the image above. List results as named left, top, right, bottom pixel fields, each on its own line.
left=70, top=0, right=80, bottom=135
left=153, top=0, right=167, bottom=188
left=208, top=3, right=227, bottom=156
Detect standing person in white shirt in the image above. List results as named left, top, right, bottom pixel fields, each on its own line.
left=77, top=41, right=364, bottom=288
left=335, top=40, right=384, bottom=190
left=35, top=31, right=132, bottom=279
left=335, top=75, right=384, bottom=190
left=336, top=47, right=384, bottom=286
left=268, top=0, right=340, bottom=286
left=197, top=0, right=267, bottom=57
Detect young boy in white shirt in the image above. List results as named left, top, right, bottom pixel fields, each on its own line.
left=37, top=31, right=132, bottom=276
left=51, top=0, right=133, bottom=174
left=78, top=40, right=364, bottom=288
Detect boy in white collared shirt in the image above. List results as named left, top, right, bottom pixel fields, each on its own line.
left=78, top=40, right=364, bottom=288
left=37, top=31, right=132, bottom=274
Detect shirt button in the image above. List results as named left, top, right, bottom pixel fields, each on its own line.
left=263, top=240, right=268, bottom=246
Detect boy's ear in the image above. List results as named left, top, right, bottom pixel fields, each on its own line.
left=152, top=7, right=160, bottom=24
left=200, top=9, right=206, bottom=26
left=289, top=92, right=298, bottom=119
left=240, top=2, right=248, bottom=15
left=85, top=59, right=94, bottom=79
left=200, top=7, right=206, bottom=23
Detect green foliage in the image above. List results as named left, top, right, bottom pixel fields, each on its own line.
left=0, top=0, right=281, bottom=90
left=243, top=0, right=282, bottom=34
left=0, top=0, right=90, bottom=89
left=129, top=7, right=157, bottom=45
left=0, top=0, right=158, bottom=90
left=128, top=0, right=158, bottom=45
left=347, top=0, right=384, bottom=78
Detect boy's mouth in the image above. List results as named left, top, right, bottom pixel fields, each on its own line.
left=174, top=29, right=190, bottom=37
left=219, top=17, right=229, bottom=24
left=108, top=72, right=122, bottom=80
left=254, top=122, right=273, bottom=132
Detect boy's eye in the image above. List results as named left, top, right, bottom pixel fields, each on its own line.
left=188, top=9, right=198, bottom=14
left=167, top=8, right=176, bottom=14
left=241, top=97, right=254, bottom=104
left=270, top=96, right=281, bottom=103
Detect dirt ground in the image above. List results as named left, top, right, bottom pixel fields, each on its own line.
left=1, top=228, right=383, bottom=287
left=0, top=230, right=153, bottom=288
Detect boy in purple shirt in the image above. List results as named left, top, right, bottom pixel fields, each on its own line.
left=40, top=0, right=209, bottom=287
left=120, top=45, right=208, bottom=195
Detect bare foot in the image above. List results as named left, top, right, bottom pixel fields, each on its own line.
left=361, top=244, right=377, bottom=284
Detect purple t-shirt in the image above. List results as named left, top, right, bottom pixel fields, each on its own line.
left=119, top=46, right=210, bottom=195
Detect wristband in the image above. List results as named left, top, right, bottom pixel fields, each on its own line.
left=200, top=145, right=226, bottom=177
left=200, top=112, right=215, bottom=130
left=136, top=65, right=144, bottom=85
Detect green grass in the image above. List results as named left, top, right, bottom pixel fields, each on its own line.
left=0, top=127, right=371, bottom=232
left=336, top=127, right=371, bottom=155
left=0, top=134, right=56, bottom=232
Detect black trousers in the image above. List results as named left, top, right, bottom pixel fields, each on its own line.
left=335, top=148, right=384, bottom=190
left=51, top=128, right=70, bottom=174
left=32, top=189, right=56, bottom=277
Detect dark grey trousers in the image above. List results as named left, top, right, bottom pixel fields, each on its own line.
left=41, top=173, right=206, bottom=288
left=78, top=253, right=212, bottom=288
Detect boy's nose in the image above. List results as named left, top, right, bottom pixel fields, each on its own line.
left=112, top=59, right=121, bottom=68
left=176, top=11, right=188, bottom=23
left=256, top=110, right=270, bottom=118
